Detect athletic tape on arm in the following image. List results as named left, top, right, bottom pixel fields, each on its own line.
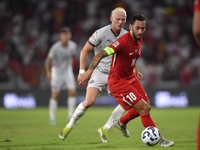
left=104, top=47, right=115, bottom=56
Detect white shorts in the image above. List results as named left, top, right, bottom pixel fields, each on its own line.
left=51, top=72, right=76, bottom=92
left=87, top=68, right=111, bottom=95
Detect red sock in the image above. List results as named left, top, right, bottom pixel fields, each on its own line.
left=140, top=113, right=164, bottom=139
left=140, top=113, right=156, bottom=128
left=198, top=114, right=200, bottom=150
left=120, top=108, right=140, bottom=125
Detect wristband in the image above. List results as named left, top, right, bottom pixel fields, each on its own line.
left=79, top=69, right=85, bottom=74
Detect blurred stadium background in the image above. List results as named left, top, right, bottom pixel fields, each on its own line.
left=0, top=0, right=199, bottom=108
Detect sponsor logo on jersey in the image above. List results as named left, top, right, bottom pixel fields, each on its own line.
left=112, top=41, right=119, bottom=48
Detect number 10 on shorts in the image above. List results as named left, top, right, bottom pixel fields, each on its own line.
left=126, top=92, right=137, bottom=102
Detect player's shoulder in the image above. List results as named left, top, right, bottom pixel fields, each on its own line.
left=115, top=32, right=130, bottom=47
left=118, top=32, right=129, bottom=40
left=68, top=40, right=77, bottom=46
left=98, top=25, right=110, bottom=31
left=96, top=25, right=111, bottom=33
left=120, top=28, right=128, bottom=34
left=68, top=40, right=77, bottom=50
left=51, top=41, right=61, bottom=49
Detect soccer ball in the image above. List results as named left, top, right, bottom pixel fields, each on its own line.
left=141, top=126, right=161, bottom=146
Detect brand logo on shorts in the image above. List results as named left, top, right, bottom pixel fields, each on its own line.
left=89, top=80, right=95, bottom=84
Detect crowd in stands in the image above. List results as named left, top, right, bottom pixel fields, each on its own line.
left=0, top=0, right=199, bottom=89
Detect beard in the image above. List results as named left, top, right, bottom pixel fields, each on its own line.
left=132, top=32, right=142, bottom=41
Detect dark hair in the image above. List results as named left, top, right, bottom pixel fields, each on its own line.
left=60, top=27, right=71, bottom=33
left=130, top=14, right=146, bottom=25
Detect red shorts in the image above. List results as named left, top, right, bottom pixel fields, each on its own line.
left=108, top=78, right=148, bottom=111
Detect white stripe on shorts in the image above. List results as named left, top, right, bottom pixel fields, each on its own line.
left=121, top=93, right=132, bottom=106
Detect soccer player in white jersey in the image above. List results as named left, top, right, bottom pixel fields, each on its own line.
left=45, top=27, right=77, bottom=125
left=59, top=7, right=129, bottom=142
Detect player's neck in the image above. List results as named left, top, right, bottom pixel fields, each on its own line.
left=62, top=41, right=68, bottom=47
left=110, top=25, right=120, bottom=36
left=129, top=32, right=138, bottom=43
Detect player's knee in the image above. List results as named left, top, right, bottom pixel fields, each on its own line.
left=51, top=92, right=59, bottom=100
left=147, top=105, right=151, bottom=112
left=140, top=104, right=151, bottom=115
left=82, top=98, right=95, bottom=108
left=68, top=90, right=76, bottom=96
left=146, top=99, right=151, bottom=111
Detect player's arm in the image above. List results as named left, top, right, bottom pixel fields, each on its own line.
left=78, top=41, right=94, bottom=83
left=133, top=62, right=143, bottom=80
left=79, top=41, right=94, bottom=73
left=133, top=62, right=138, bottom=77
left=78, top=47, right=115, bottom=84
left=193, top=11, right=200, bottom=45
left=45, top=58, right=51, bottom=81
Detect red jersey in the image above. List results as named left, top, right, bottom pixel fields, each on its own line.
left=108, top=32, right=142, bottom=84
left=194, top=0, right=200, bottom=12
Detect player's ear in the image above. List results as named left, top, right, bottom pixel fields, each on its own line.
left=110, top=15, right=113, bottom=22
left=129, top=24, right=133, bottom=30
left=60, top=33, right=62, bottom=39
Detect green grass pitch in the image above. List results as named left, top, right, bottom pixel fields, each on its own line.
left=0, top=107, right=199, bottom=150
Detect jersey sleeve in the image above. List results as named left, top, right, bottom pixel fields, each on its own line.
left=88, top=29, right=102, bottom=47
left=107, top=39, right=123, bottom=53
left=72, top=42, right=78, bottom=57
left=194, top=0, right=200, bottom=11
left=47, top=44, right=56, bottom=59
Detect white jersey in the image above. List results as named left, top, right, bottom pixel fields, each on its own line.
left=87, top=25, right=127, bottom=93
left=47, top=40, right=77, bottom=91
left=47, top=40, right=77, bottom=77
left=88, top=25, right=127, bottom=73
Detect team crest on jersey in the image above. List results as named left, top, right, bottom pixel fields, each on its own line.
left=112, top=41, right=119, bottom=48
left=90, top=35, right=96, bottom=42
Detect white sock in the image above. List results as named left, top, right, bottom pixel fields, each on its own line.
left=67, top=96, right=77, bottom=119
left=49, top=98, right=57, bottom=121
left=103, top=104, right=126, bottom=131
left=67, top=102, right=87, bottom=129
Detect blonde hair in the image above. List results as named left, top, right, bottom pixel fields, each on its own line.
left=111, top=7, right=127, bottom=17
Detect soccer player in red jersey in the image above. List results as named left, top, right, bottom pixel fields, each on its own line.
left=79, top=14, right=174, bottom=147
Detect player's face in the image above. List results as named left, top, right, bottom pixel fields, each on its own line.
left=110, top=11, right=126, bottom=31
left=130, top=20, right=146, bottom=41
left=60, top=32, right=71, bottom=43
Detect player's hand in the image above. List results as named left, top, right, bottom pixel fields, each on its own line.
left=78, top=70, right=92, bottom=85
left=137, top=72, right=143, bottom=80
left=77, top=73, right=85, bottom=84
left=46, top=71, right=51, bottom=82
